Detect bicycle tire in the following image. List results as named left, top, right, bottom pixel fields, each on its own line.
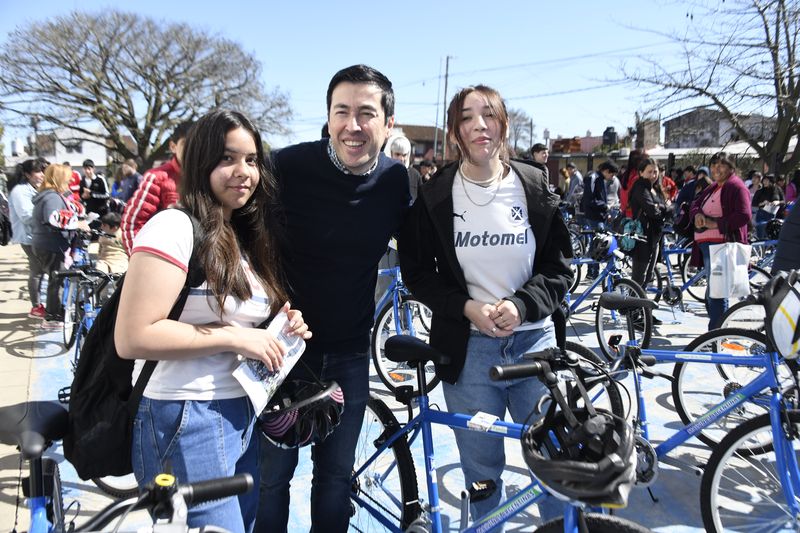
left=595, top=278, right=652, bottom=360
left=371, top=296, right=439, bottom=393
left=680, top=254, right=706, bottom=302
left=569, top=261, right=582, bottom=293
left=43, top=457, right=65, bottom=530
left=92, top=474, right=139, bottom=499
left=719, top=299, right=766, bottom=331
left=62, top=280, right=79, bottom=349
left=700, top=410, right=800, bottom=533
left=672, top=328, right=781, bottom=449
left=563, top=341, right=624, bottom=418
left=748, top=264, right=772, bottom=293
left=350, top=396, right=421, bottom=531
left=569, top=228, right=585, bottom=258
left=537, top=512, right=652, bottom=533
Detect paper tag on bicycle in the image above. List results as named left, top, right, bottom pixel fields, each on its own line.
left=467, top=412, right=499, bottom=432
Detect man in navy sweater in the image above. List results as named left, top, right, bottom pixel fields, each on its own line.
left=258, top=65, right=410, bottom=532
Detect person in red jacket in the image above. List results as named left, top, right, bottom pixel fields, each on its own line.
left=121, top=121, right=194, bottom=254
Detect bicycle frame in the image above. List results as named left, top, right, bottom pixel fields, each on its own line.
left=375, top=266, right=422, bottom=338
left=566, top=256, right=621, bottom=316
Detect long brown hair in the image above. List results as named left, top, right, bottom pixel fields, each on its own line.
left=180, top=110, right=287, bottom=316
left=446, top=85, right=510, bottom=165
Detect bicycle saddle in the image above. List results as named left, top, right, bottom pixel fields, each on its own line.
left=385, top=335, right=451, bottom=365
left=0, top=401, right=68, bottom=459
left=598, top=292, right=657, bottom=312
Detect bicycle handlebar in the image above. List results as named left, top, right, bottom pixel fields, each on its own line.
left=489, top=361, right=544, bottom=381
left=179, top=473, right=253, bottom=505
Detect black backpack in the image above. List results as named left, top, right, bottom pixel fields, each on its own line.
left=63, top=209, right=204, bottom=480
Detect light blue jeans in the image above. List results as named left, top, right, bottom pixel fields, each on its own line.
left=442, top=325, right=562, bottom=524
left=132, top=396, right=259, bottom=533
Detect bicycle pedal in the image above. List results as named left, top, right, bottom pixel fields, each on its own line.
left=58, top=386, right=71, bottom=404
left=467, top=479, right=497, bottom=503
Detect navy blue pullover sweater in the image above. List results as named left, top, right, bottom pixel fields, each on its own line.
left=273, top=139, right=410, bottom=354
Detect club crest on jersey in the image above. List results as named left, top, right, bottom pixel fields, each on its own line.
left=509, top=205, right=526, bottom=225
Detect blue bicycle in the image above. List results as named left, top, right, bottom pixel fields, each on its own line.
left=592, top=287, right=800, bottom=532
left=371, top=265, right=435, bottom=393
left=349, top=336, right=644, bottom=532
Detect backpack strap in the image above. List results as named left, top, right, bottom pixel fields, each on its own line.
left=127, top=208, right=205, bottom=415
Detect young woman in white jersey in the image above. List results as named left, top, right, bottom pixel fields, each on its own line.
left=398, top=85, right=573, bottom=523
left=115, top=110, right=310, bottom=533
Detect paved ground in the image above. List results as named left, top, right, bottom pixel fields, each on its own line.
left=0, top=242, right=715, bottom=532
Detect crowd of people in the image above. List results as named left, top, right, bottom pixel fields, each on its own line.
left=1, top=62, right=799, bottom=532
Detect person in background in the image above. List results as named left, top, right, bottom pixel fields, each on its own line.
left=771, top=200, right=800, bottom=273
left=581, top=161, right=611, bottom=279
left=785, top=169, right=800, bottom=205
left=629, top=158, right=667, bottom=295
left=121, top=121, right=195, bottom=254
left=619, top=149, right=647, bottom=217
left=115, top=109, right=310, bottom=533
left=118, top=158, right=143, bottom=203
left=8, top=158, right=48, bottom=318
left=386, top=134, right=422, bottom=202
left=556, top=167, right=569, bottom=198
left=604, top=162, right=621, bottom=215
left=563, top=161, right=583, bottom=212
left=80, top=159, right=110, bottom=225
left=419, top=159, right=436, bottom=183
left=94, top=211, right=128, bottom=274
left=689, top=152, right=750, bottom=329
left=529, top=142, right=549, bottom=179
left=752, top=174, right=785, bottom=239
left=31, top=164, right=91, bottom=326
left=258, top=65, right=409, bottom=533
left=399, top=84, right=571, bottom=524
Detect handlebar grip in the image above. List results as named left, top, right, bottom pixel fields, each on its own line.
left=490, top=361, right=543, bottom=381
left=179, top=473, right=253, bottom=505
left=639, top=355, right=657, bottom=366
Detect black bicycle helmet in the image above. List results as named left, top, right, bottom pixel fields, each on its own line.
left=766, top=218, right=784, bottom=240
left=588, top=234, right=617, bottom=262
left=521, top=408, right=636, bottom=508
left=258, top=379, right=344, bottom=449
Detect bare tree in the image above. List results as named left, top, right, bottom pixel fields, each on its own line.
left=508, top=108, right=534, bottom=156
left=0, top=11, right=292, bottom=168
left=624, top=0, right=799, bottom=174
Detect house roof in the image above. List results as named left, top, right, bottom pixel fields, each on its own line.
left=395, top=124, right=444, bottom=143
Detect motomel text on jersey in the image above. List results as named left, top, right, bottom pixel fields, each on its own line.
left=454, top=230, right=528, bottom=247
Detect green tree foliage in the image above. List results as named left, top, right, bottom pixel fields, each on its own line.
left=0, top=10, right=292, bottom=168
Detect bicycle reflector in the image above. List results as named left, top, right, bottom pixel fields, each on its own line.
left=258, top=379, right=344, bottom=449
left=762, top=270, right=800, bottom=360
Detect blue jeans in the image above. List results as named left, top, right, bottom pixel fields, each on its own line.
left=258, top=350, right=370, bottom=532
left=442, top=325, right=562, bottom=523
left=132, top=396, right=259, bottom=533
left=699, top=241, right=728, bottom=329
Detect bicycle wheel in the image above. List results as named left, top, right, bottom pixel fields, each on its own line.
left=748, top=264, right=772, bottom=294
left=563, top=341, right=624, bottom=418
left=595, top=278, right=652, bottom=360
left=671, top=328, right=790, bottom=449
left=62, top=280, right=79, bottom=348
left=371, top=296, right=439, bottom=393
left=92, top=474, right=139, bottom=498
left=350, top=396, right=421, bottom=531
left=569, top=228, right=585, bottom=258
left=700, top=410, right=800, bottom=533
left=681, top=254, right=707, bottom=302
left=537, top=512, right=653, bottom=533
left=569, top=261, right=582, bottom=293
left=43, top=458, right=65, bottom=529
left=719, top=300, right=766, bottom=331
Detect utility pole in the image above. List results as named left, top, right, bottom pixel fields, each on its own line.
left=433, top=57, right=443, bottom=162
left=529, top=118, right=534, bottom=151
left=441, top=55, right=452, bottom=162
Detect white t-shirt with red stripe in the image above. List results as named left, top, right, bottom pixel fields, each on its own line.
left=130, top=209, right=272, bottom=400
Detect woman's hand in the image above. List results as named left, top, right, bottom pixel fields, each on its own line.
left=236, top=328, right=288, bottom=372
left=282, top=302, right=312, bottom=340
left=694, top=213, right=707, bottom=229
left=491, top=300, right=521, bottom=332
left=464, top=299, right=512, bottom=338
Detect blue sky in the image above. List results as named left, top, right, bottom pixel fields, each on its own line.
left=0, top=0, right=694, bottom=152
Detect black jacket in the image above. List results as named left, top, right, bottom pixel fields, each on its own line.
left=398, top=161, right=573, bottom=383
left=580, top=171, right=608, bottom=222
left=629, top=178, right=667, bottom=261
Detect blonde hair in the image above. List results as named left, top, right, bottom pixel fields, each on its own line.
left=40, top=164, right=72, bottom=193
